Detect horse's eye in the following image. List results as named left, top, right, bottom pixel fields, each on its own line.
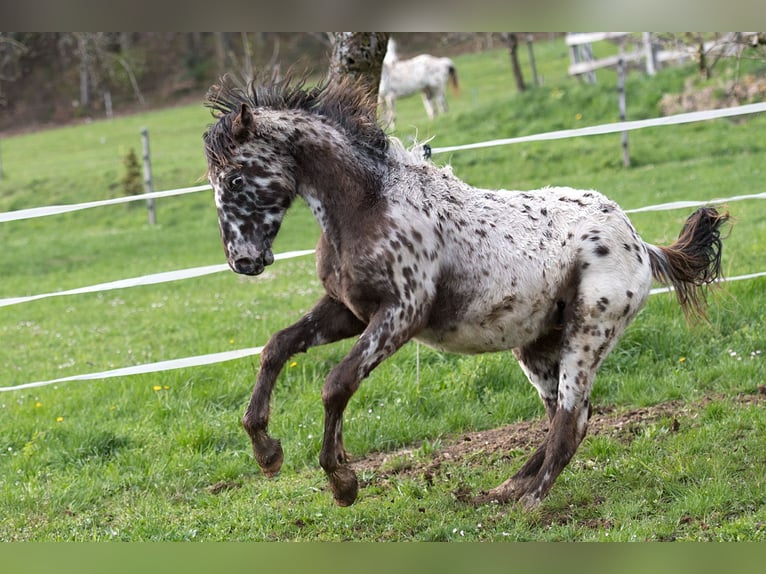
left=229, top=175, right=244, bottom=191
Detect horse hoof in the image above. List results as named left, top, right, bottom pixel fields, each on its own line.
left=518, top=492, right=542, bottom=511
left=476, top=477, right=523, bottom=505
left=253, top=436, right=284, bottom=477
left=328, top=465, right=359, bottom=507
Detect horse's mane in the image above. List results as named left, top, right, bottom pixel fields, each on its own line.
left=203, top=72, right=389, bottom=166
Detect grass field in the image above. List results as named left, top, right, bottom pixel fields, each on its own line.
left=0, top=36, right=764, bottom=541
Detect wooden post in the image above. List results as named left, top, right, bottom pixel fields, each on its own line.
left=643, top=32, right=657, bottom=76
left=140, top=127, right=156, bottom=225
left=104, top=90, right=113, bottom=119
left=582, top=43, right=596, bottom=84
left=617, top=55, right=630, bottom=168
left=526, top=34, right=539, bottom=86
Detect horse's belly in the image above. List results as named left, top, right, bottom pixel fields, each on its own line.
left=416, top=311, right=541, bottom=354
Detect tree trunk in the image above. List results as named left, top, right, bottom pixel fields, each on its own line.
left=698, top=41, right=710, bottom=79
left=505, top=33, right=526, bottom=92
left=328, top=32, right=388, bottom=98
left=77, top=35, right=91, bottom=109
left=214, top=32, right=231, bottom=74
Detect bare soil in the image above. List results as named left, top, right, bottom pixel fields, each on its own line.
left=206, top=387, right=764, bottom=498
left=350, top=387, right=766, bottom=485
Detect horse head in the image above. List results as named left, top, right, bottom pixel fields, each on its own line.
left=204, top=102, right=298, bottom=276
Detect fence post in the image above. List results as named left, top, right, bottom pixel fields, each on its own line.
left=617, top=54, right=631, bottom=168
left=526, top=34, right=539, bottom=87
left=643, top=32, right=657, bottom=76
left=140, top=127, right=156, bottom=225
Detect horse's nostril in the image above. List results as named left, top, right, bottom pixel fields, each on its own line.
left=233, top=257, right=262, bottom=275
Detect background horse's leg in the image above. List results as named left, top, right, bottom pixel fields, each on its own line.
left=242, top=295, right=364, bottom=476
left=420, top=88, right=436, bottom=119
left=319, top=306, right=418, bottom=506
left=434, top=87, right=448, bottom=115
left=383, top=94, right=396, bottom=129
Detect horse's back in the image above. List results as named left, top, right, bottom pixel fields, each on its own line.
left=396, top=182, right=653, bottom=354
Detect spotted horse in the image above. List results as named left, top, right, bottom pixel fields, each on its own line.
left=202, top=73, right=728, bottom=509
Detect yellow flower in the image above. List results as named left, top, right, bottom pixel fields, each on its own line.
left=163, top=386, right=170, bottom=390
left=35, top=402, right=43, bottom=408
left=678, top=357, right=686, bottom=363
left=575, top=113, right=583, bottom=121
left=153, top=385, right=162, bottom=391
left=56, top=416, right=64, bottom=423
left=229, top=339, right=235, bottom=344
left=289, top=361, right=298, bottom=368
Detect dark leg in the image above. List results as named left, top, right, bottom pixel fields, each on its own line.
left=484, top=286, right=635, bottom=509
left=319, top=306, right=417, bottom=506
left=478, top=333, right=561, bottom=503
left=242, top=296, right=364, bottom=477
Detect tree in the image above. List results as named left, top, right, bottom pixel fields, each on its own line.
left=328, top=32, right=389, bottom=98
left=503, top=33, right=526, bottom=92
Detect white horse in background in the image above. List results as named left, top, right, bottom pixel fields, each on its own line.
left=379, top=38, right=459, bottom=129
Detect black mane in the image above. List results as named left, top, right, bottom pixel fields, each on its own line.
left=203, top=72, right=389, bottom=168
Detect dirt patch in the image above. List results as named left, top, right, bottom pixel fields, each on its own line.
left=350, top=388, right=766, bottom=484
left=659, top=74, right=766, bottom=115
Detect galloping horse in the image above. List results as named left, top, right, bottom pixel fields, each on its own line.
left=203, top=73, right=728, bottom=508
left=378, top=38, right=459, bottom=129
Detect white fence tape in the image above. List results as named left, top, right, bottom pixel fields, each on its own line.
left=2, top=346, right=265, bottom=393
left=0, top=185, right=211, bottom=223
left=625, top=192, right=766, bottom=214
left=2, top=271, right=764, bottom=394
left=429, top=102, right=766, bottom=155
left=0, top=249, right=316, bottom=308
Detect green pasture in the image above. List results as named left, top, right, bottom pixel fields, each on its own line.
left=0, top=37, right=764, bottom=541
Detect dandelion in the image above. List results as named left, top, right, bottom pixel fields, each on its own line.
left=56, top=416, right=64, bottom=423
left=229, top=339, right=235, bottom=344
left=678, top=357, right=686, bottom=363
left=575, top=113, right=583, bottom=121
left=35, top=402, right=43, bottom=408
left=289, top=361, right=298, bottom=368
left=153, top=385, right=162, bottom=391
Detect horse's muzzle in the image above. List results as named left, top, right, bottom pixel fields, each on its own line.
left=230, top=248, right=274, bottom=276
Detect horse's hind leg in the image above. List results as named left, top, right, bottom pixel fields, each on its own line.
left=420, top=89, right=436, bottom=119
left=242, top=295, right=364, bottom=476
left=478, top=330, right=562, bottom=503
left=485, top=283, right=641, bottom=508
left=517, top=286, right=640, bottom=509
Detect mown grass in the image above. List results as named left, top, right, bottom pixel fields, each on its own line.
left=0, top=36, right=764, bottom=541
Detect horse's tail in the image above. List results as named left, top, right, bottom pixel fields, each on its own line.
left=645, top=206, right=729, bottom=320
left=448, top=64, right=459, bottom=96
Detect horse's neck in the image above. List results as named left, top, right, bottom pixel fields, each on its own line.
left=292, top=120, right=382, bottom=238
left=385, top=37, right=398, bottom=63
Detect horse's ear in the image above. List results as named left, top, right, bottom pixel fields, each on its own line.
left=232, top=102, right=254, bottom=142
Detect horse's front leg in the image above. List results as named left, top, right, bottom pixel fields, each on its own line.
left=319, top=306, right=416, bottom=506
left=242, top=295, right=364, bottom=477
